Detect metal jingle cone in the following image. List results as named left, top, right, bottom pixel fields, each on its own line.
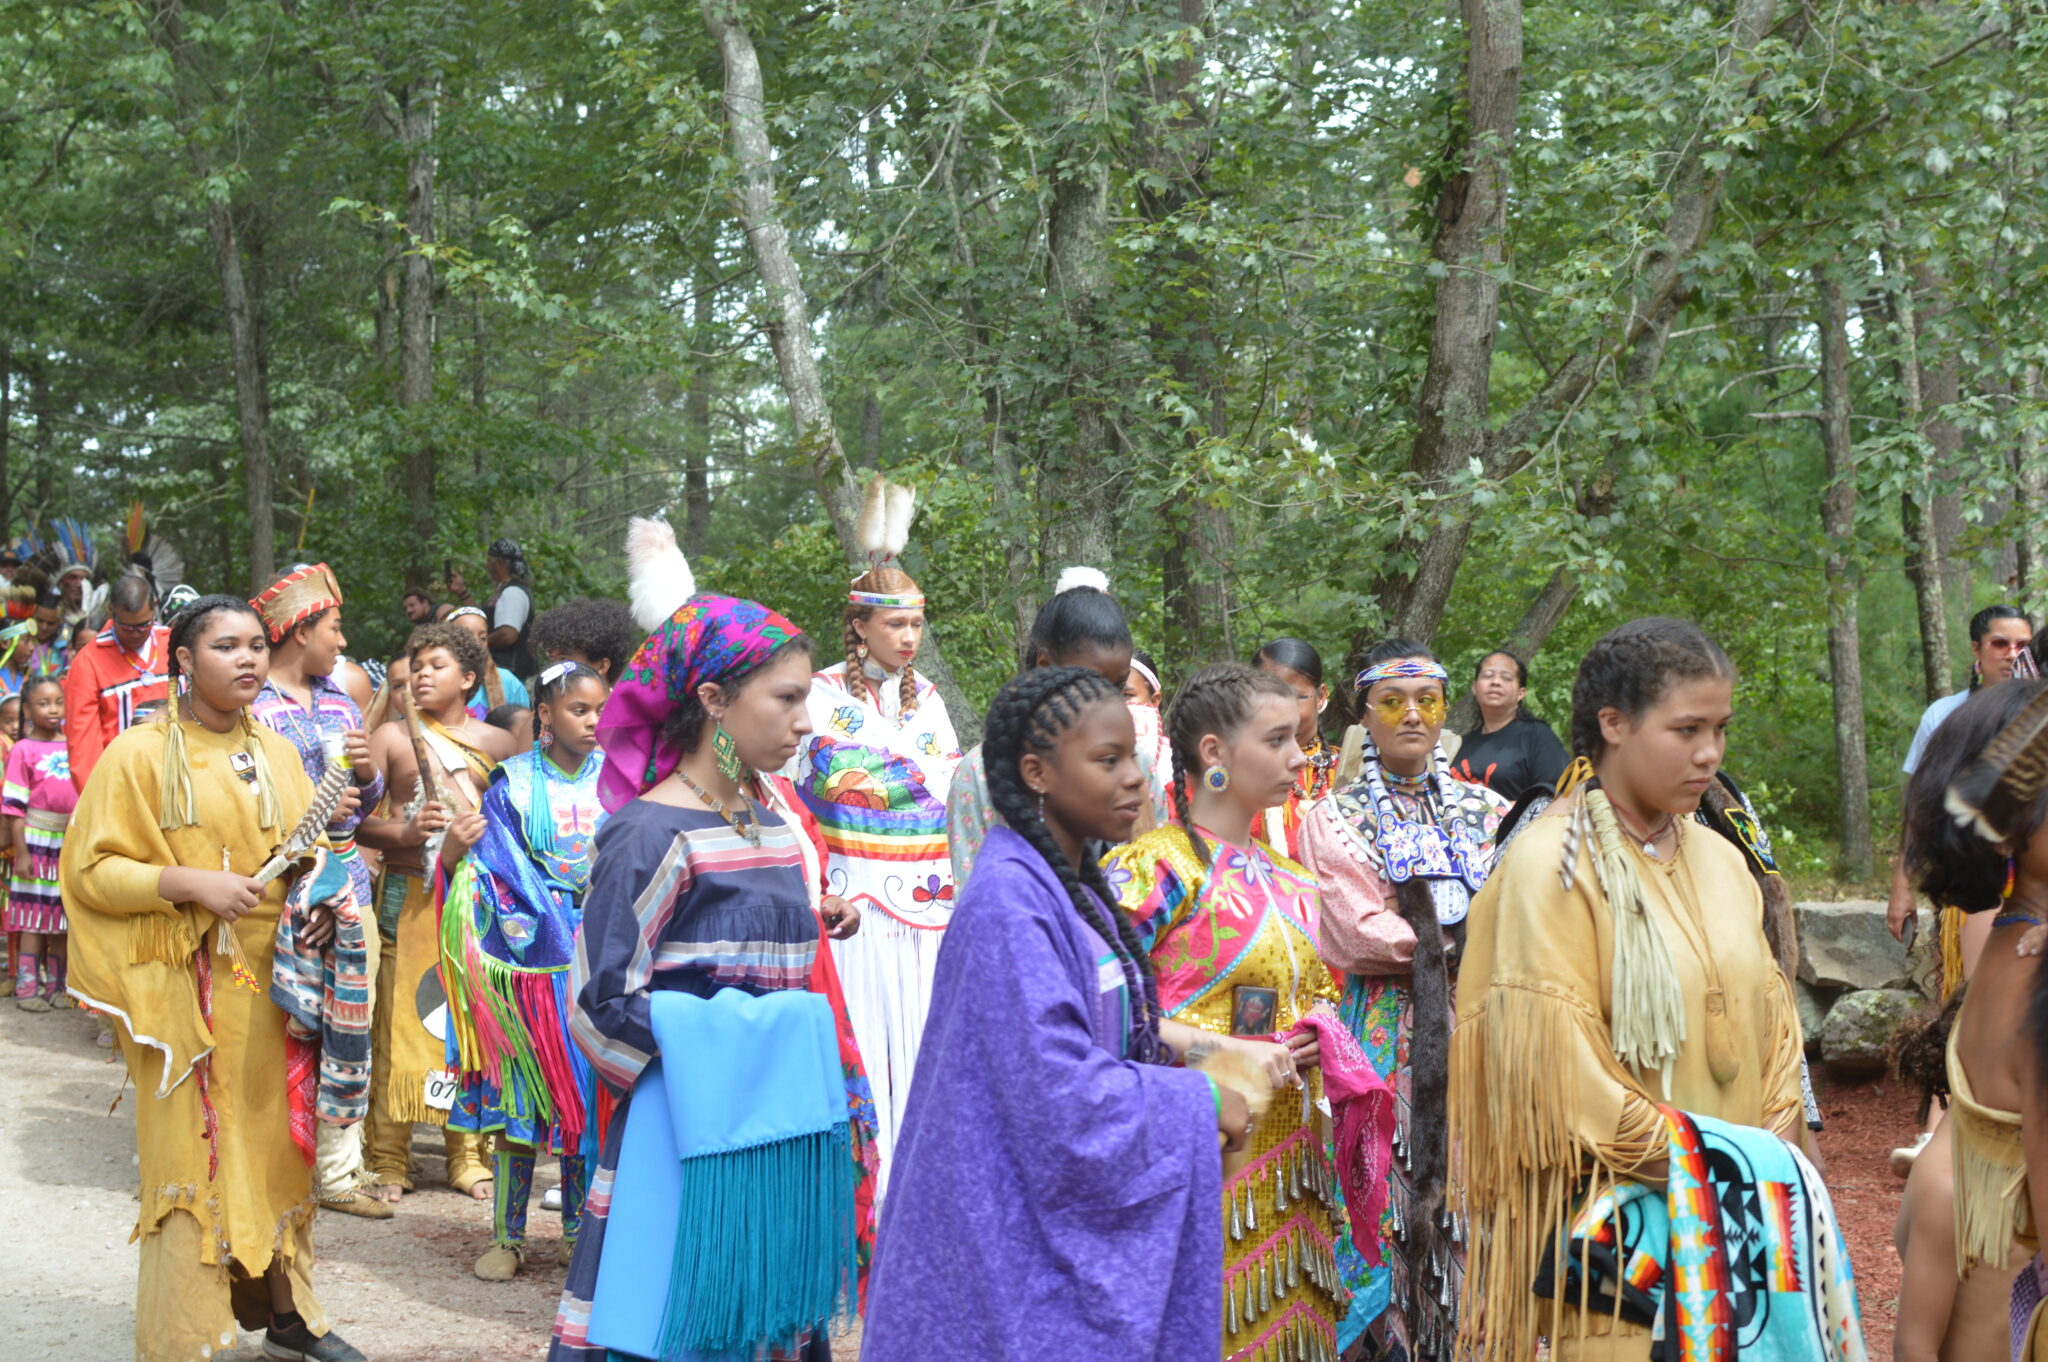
left=1289, top=1231, right=1301, bottom=1291
left=1259, top=1257, right=1272, bottom=1314
left=1247, top=1180, right=1259, bottom=1233
left=1228, top=1274, right=1241, bottom=1336
left=1231, top=1186, right=1245, bottom=1241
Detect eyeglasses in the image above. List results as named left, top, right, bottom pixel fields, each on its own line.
left=1369, top=690, right=1446, bottom=727
left=1986, top=636, right=2035, bottom=653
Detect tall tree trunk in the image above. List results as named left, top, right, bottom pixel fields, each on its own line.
left=1141, top=0, right=1234, bottom=664
left=2018, top=364, right=2048, bottom=618
left=683, top=272, right=714, bottom=558
left=0, top=342, right=14, bottom=541
left=1886, top=251, right=1953, bottom=702
left=399, top=78, right=439, bottom=589
left=1364, top=0, right=1522, bottom=645
left=204, top=202, right=276, bottom=589
left=701, top=0, right=979, bottom=740
left=1814, top=267, right=1871, bottom=877
left=1353, top=0, right=1778, bottom=661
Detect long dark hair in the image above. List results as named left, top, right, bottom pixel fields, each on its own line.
left=982, top=666, right=1165, bottom=1064
left=1167, top=662, right=1297, bottom=867
left=1905, top=679, right=2048, bottom=913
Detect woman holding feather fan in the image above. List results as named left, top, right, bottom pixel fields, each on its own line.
left=60, top=594, right=368, bottom=1362
left=783, top=476, right=961, bottom=1191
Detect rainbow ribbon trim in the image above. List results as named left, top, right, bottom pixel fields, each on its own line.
left=847, top=590, right=925, bottom=609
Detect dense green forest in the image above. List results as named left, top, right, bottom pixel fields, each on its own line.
left=4, top=0, right=2044, bottom=881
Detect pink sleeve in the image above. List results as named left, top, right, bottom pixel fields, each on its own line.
left=1297, top=800, right=1415, bottom=977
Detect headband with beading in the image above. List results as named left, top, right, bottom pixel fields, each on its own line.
left=1352, top=658, right=1449, bottom=692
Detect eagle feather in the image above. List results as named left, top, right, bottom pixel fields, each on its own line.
left=1946, top=683, right=2048, bottom=844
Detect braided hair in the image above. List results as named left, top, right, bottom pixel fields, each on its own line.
left=1167, top=662, right=1297, bottom=867
left=163, top=594, right=282, bottom=831
left=983, top=665, right=1167, bottom=1065
left=844, top=563, right=922, bottom=715
left=1568, top=617, right=1732, bottom=761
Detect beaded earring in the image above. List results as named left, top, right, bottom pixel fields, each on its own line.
left=712, top=723, right=744, bottom=781
left=1204, top=766, right=1231, bottom=792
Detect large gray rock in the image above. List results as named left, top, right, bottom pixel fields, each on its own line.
left=1794, top=981, right=1839, bottom=1055
left=1820, top=987, right=1922, bottom=1077
left=1797, top=901, right=1918, bottom=992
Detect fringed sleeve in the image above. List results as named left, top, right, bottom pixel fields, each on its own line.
left=1760, top=965, right=1804, bottom=1137
left=1449, top=811, right=1667, bottom=1362
left=1295, top=797, right=1415, bottom=975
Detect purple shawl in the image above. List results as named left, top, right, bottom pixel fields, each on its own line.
left=595, top=593, right=800, bottom=812
left=860, top=826, right=1222, bottom=1360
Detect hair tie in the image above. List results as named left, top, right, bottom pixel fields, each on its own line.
left=537, top=660, right=577, bottom=688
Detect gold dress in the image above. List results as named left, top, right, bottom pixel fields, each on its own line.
left=1106, top=826, right=1348, bottom=1362
left=1450, top=794, right=1804, bottom=1362
left=62, top=719, right=328, bottom=1362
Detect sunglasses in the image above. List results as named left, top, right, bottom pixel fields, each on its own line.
left=1369, top=690, right=1446, bottom=727
left=1985, top=636, right=2034, bottom=653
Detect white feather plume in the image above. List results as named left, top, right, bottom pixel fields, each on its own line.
left=626, top=517, right=695, bottom=631
left=882, top=482, right=917, bottom=558
left=1054, top=565, right=1110, bottom=596
left=856, top=476, right=890, bottom=559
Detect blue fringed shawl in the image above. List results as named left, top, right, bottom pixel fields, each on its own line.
left=587, top=988, right=857, bottom=1361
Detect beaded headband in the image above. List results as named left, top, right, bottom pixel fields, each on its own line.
left=848, top=588, right=926, bottom=610
left=1352, top=658, right=1449, bottom=692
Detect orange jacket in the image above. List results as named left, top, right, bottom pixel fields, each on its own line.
left=63, top=624, right=170, bottom=791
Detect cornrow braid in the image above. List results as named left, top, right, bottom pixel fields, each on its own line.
left=983, top=665, right=1167, bottom=1065
left=1166, top=661, right=1298, bottom=867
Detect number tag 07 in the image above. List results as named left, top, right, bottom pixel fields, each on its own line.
left=423, top=1070, right=459, bottom=1112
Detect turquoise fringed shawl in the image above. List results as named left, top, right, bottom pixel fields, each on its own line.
left=588, top=988, right=857, bottom=1361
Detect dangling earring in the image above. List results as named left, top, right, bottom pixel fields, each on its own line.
left=1034, top=789, right=1046, bottom=819
left=2005, top=856, right=2018, bottom=900
left=540, top=725, right=555, bottom=749
left=1204, top=767, right=1231, bottom=792
left=1974, top=658, right=1984, bottom=685
left=712, top=722, right=744, bottom=781
left=856, top=640, right=869, bottom=663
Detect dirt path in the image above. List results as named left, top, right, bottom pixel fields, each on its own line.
left=2, top=995, right=1917, bottom=1360
left=0, top=999, right=859, bottom=1361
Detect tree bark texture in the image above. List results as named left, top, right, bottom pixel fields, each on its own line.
left=683, top=272, right=715, bottom=559
left=1815, top=267, right=1872, bottom=878
left=1886, top=257, right=1953, bottom=703
left=2019, top=364, right=2048, bottom=618
left=702, top=0, right=978, bottom=741
left=399, top=78, right=439, bottom=590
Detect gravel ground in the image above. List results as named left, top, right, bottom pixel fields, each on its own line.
left=2, top=989, right=1911, bottom=1360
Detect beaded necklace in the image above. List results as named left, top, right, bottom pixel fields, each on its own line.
left=1357, top=735, right=1489, bottom=924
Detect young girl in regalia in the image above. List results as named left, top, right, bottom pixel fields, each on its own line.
left=784, top=477, right=960, bottom=1188
left=441, top=660, right=610, bottom=1281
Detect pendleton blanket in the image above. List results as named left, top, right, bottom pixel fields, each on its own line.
left=1535, top=1106, right=1865, bottom=1362
left=269, top=846, right=370, bottom=1159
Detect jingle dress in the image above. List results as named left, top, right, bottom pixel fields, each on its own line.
left=442, top=748, right=606, bottom=1253
left=1295, top=742, right=1508, bottom=1358
left=784, top=660, right=960, bottom=1188
left=4, top=736, right=75, bottom=934
left=1105, top=826, right=1351, bottom=1362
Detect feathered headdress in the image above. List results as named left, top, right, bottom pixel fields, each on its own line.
left=849, top=475, right=923, bottom=609
left=124, top=503, right=185, bottom=602
left=1946, top=684, right=2048, bottom=844
left=626, top=515, right=696, bottom=631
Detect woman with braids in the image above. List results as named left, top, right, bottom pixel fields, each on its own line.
left=1295, top=639, right=1510, bottom=1359
left=1103, top=662, right=1356, bottom=1362
left=440, top=660, right=610, bottom=1283
left=1252, top=637, right=1335, bottom=858
left=865, top=665, right=1242, bottom=1358
left=784, top=479, right=960, bottom=1189
left=61, top=595, right=366, bottom=1362
left=1898, top=681, right=2048, bottom=1359
left=1453, top=619, right=1834, bottom=1362
left=552, top=521, right=870, bottom=1362
left=946, top=567, right=1171, bottom=886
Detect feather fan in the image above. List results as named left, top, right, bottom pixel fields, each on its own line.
left=1186, top=1042, right=1275, bottom=1181
left=254, top=761, right=353, bottom=884
left=1054, top=565, right=1110, bottom=596
left=626, top=516, right=694, bottom=632
left=1946, top=684, right=2048, bottom=844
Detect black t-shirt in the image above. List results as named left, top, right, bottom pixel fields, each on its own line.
left=1451, top=715, right=1570, bottom=801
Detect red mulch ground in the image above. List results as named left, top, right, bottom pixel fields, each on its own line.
left=1810, top=1068, right=1923, bottom=1357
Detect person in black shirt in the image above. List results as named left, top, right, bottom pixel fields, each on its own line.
left=1450, top=648, right=1568, bottom=800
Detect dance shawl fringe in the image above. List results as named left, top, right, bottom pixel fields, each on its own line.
left=658, top=1122, right=858, bottom=1357
left=437, top=856, right=593, bottom=1151
left=132, top=912, right=199, bottom=965
left=1449, top=981, right=1667, bottom=1362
